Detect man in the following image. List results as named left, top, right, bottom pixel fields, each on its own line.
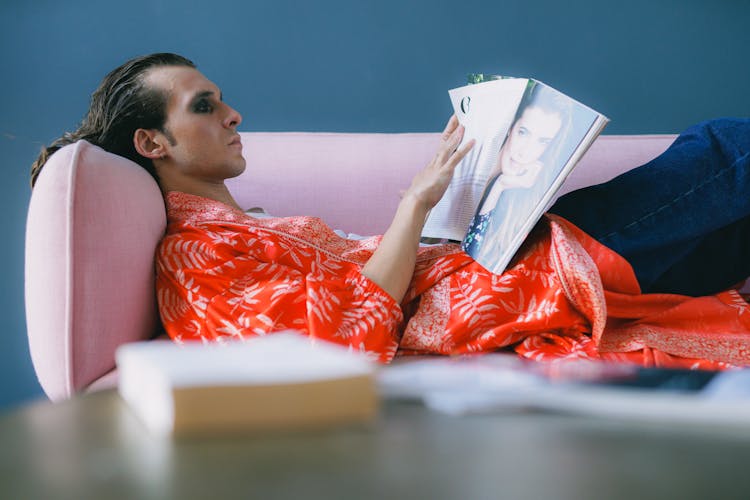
left=31, top=53, right=750, bottom=368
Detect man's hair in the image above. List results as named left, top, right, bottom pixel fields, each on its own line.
left=30, top=52, right=195, bottom=188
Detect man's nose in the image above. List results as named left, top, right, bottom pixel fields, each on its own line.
left=223, top=104, right=242, bottom=128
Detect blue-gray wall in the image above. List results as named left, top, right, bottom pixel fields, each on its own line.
left=1, top=0, right=749, bottom=410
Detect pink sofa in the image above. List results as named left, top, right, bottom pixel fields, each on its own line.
left=25, top=132, right=677, bottom=401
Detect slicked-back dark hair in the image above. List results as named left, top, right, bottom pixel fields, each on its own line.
left=30, top=53, right=195, bottom=187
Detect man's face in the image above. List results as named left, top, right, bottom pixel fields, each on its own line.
left=146, top=66, right=246, bottom=181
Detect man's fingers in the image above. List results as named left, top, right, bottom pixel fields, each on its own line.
left=437, top=124, right=465, bottom=161
left=433, top=119, right=469, bottom=168
left=441, top=114, right=459, bottom=140
left=446, top=138, right=475, bottom=169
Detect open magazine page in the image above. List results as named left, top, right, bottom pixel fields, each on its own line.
left=463, top=80, right=607, bottom=274
left=422, top=78, right=528, bottom=241
left=378, top=355, right=750, bottom=428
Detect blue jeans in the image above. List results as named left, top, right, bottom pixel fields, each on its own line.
left=549, top=118, right=750, bottom=296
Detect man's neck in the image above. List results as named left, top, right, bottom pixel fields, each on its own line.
left=159, top=177, right=242, bottom=211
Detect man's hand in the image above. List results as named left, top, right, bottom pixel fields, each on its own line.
left=403, top=115, right=475, bottom=211
left=361, top=115, right=475, bottom=302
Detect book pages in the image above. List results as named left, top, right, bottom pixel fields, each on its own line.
left=422, top=78, right=528, bottom=240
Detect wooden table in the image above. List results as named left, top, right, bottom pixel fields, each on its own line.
left=2, top=389, right=750, bottom=499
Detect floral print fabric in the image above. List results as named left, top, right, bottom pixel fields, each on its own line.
left=461, top=210, right=491, bottom=256
left=157, top=192, right=750, bottom=369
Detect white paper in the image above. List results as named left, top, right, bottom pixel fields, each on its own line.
left=377, top=356, right=750, bottom=427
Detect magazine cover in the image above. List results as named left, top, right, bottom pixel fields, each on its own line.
left=422, top=76, right=608, bottom=275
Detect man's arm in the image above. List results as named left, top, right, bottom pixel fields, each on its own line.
left=361, top=115, right=474, bottom=302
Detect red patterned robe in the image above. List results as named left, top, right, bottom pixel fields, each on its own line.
left=156, top=192, right=750, bottom=369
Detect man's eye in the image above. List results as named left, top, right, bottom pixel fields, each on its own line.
left=194, top=100, right=213, bottom=113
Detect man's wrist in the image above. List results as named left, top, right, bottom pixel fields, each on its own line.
left=399, top=191, right=431, bottom=221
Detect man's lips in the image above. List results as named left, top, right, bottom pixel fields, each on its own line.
left=228, top=135, right=242, bottom=147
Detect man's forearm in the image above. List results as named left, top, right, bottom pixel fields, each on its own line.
left=361, top=193, right=428, bottom=302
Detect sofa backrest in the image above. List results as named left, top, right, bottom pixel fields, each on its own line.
left=227, top=133, right=677, bottom=235
left=25, top=132, right=676, bottom=400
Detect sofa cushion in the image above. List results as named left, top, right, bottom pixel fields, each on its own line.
left=25, top=140, right=167, bottom=401
left=557, top=134, right=678, bottom=197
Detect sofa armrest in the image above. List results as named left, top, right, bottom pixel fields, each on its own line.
left=25, top=141, right=166, bottom=401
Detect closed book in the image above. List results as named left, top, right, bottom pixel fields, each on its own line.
left=116, top=332, right=378, bottom=436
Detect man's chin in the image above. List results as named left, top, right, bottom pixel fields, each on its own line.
left=228, top=158, right=247, bottom=178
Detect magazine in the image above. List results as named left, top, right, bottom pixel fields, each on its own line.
left=422, top=75, right=609, bottom=274
left=378, top=355, right=750, bottom=429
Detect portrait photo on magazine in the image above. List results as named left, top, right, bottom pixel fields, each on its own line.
left=464, top=79, right=604, bottom=274
left=421, top=74, right=608, bottom=274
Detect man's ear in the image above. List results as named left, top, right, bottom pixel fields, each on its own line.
left=133, top=128, right=167, bottom=159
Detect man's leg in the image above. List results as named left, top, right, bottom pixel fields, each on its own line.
left=549, top=118, right=750, bottom=296
left=644, top=217, right=750, bottom=295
